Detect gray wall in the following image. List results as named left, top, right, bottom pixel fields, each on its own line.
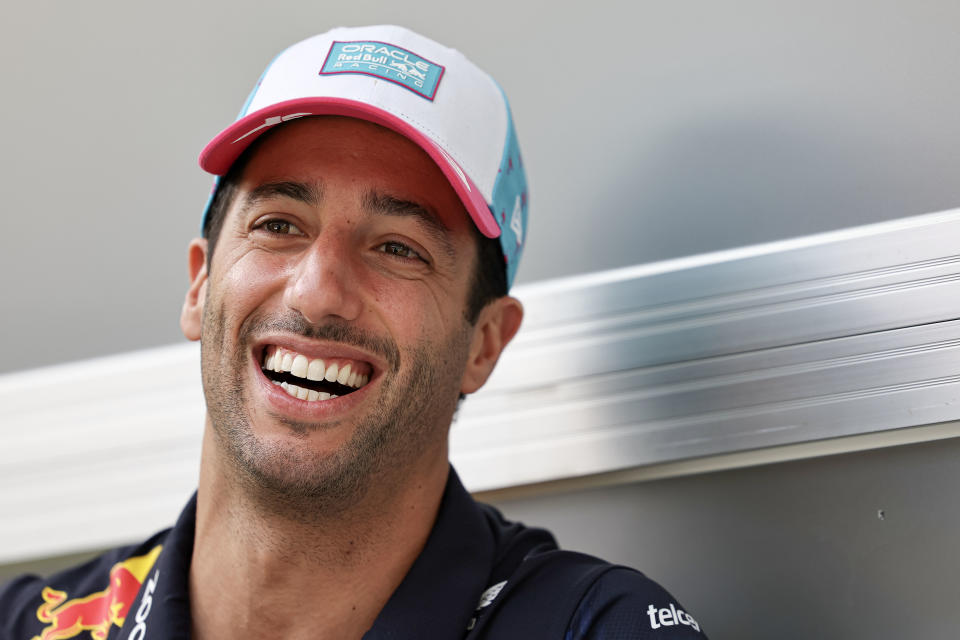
left=4, top=0, right=960, bottom=372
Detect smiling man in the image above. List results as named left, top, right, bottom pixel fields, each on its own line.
left=1, top=26, right=707, bottom=639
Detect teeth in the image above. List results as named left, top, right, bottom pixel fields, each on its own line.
left=263, top=347, right=372, bottom=393
left=324, top=362, right=339, bottom=382
left=307, top=358, right=325, bottom=381
left=279, top=381, right=334, bottom=402
left=291, top=354, right=308, bottom=378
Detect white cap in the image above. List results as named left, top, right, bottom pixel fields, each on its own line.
left=199, top=25, right=529, bottom=286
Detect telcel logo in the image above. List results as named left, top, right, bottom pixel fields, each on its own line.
left=646, top=603, right=700, bottom=633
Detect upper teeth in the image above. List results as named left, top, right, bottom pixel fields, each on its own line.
left=263, top=347, right=370, bottom=392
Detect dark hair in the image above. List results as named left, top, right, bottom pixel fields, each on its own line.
left=202, top=144, right=508, bottom=324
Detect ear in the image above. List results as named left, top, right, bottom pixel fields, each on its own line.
left=180, top=238, right=209, bottom=342
left=460, top=296, right=524, bottom=395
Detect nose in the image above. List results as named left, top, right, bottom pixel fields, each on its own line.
left=283, top=233, right=363, bottom=323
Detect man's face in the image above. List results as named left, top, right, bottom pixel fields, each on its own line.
left=181, top=116, right=495, bottom=508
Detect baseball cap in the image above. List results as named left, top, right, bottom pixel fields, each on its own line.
left=199, top=25, right=529, bottom=287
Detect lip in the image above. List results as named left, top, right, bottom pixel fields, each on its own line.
left=250, top=335, right=385, bottom=420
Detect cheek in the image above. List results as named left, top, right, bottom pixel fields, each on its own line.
left=214, top=252, right=290, bottom=319
left=367, top=282, right=420, bottom=329
left=366, top=278, right=462, bottom=342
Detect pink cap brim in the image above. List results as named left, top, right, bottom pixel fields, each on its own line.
left=199, top=98, right=501, bottom=238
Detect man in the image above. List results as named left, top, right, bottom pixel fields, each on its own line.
left=1, top=25, right=707, bottom=639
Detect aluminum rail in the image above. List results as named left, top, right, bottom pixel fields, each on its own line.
left=454, top=209, right=960, bottom=492
left=2, top=209, right=959, bottom=564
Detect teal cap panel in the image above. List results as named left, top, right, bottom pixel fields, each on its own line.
left=489, top=103, right=529, bottom=288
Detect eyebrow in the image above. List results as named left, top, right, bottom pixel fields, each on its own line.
left=239, top=180, right=325, bottom=214
left=362, top=191, right=457, bottom=261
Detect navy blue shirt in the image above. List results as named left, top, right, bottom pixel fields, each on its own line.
left=1, top=469, right=707, bottom=639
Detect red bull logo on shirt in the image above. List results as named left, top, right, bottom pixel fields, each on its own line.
left=31, top=545, right=162, bottom=640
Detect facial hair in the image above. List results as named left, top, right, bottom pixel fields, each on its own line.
left=200, top=303, right=470, bottom=523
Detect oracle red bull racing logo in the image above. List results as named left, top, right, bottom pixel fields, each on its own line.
left=31, top=545, right=162, bottom=640
left=320, top=40, right=445, bottom=100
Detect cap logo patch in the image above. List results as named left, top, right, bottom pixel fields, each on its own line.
left=321, top=40, right=444, bottom=100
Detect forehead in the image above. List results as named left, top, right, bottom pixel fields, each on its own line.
left=233, top=116, right=474, bottom=233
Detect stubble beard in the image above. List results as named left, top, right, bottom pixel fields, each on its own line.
left=200, top=301, right=470, bottom=523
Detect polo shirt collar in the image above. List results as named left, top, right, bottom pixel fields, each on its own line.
left=365, top=467, right=494, bottom=639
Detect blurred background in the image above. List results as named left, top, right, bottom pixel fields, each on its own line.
left=4, top=2, right=960, bottom=638
left=3, top=0, right=960, bottom=372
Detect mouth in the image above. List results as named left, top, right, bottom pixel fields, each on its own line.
left=260, top=345, right=372, bottom=402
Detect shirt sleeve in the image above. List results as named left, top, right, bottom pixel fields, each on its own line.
left=0, top=574, right=46, bottom=640
left=564, top=568, right=708, bottom=640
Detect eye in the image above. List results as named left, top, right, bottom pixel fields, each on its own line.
left=258, top=219, right=304, bottom=236
left=377, top=241, right=425, bottom=262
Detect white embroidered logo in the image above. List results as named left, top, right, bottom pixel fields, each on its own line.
left=465, top=580, right=508, bottom=631
left=127, top=569, right=160, bottom=640
left=509, top=195, right=523, bottom=245
left=646, top=603, right=700, bottom=633
left=476, top=580, right=507, bottom=609
left=232, top=113, right=313, bottom=144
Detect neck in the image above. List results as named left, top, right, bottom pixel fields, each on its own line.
left=190, top=425, right=449, bottom=640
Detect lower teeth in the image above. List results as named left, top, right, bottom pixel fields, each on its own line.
left=275, top=380, right=338, bottom=402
